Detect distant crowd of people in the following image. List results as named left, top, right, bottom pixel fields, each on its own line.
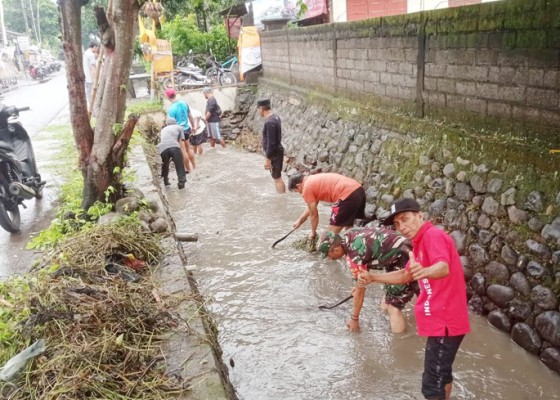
left=159, top=92, right=470, bottom=400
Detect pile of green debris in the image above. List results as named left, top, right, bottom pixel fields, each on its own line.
left=0, top=218, right=190, bottom=399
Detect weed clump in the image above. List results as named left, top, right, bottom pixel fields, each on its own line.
left=0, top=219, right=190, bottom=399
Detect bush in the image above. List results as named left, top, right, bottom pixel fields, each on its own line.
left=160, top=15, right=234, bottom=64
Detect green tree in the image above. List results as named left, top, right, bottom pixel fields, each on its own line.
left=160, top=15, right=233, bottom=61
left=59, top=0, right=144, bottom=209
left=3, top=0, right=61, bottom=50
left=162, top=0, right=239, bottom=30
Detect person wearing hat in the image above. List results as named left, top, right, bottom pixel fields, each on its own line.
left=318, top=227, right=418, bottom=333
left=257, top=98, right=285, bottom=193
left=157, top=117, right=187, bottom=189
left=357, top=198, right=470, bottom=400
left=165, top=88, right=197, bottom=173
left=203, top=87, right=226, bottom=148
left=289, top=173, right=365, bottom=239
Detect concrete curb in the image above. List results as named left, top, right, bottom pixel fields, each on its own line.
left=129, top=144, right=233, bottom=399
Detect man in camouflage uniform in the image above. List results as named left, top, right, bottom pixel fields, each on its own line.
left=318, top=226, right=419, bottom=333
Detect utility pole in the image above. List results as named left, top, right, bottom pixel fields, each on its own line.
left=27, top=0, right=39, bottom=43
left=36, top=0, right=41, bottom=45
left=20, top=0, right=30, bottom=35
left=0, top=0, right=8, bottom=47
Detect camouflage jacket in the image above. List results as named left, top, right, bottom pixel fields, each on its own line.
left=342, top=227, right=411, bottom=277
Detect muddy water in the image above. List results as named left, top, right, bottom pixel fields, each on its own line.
left=165, top=146, right=560, bottom=400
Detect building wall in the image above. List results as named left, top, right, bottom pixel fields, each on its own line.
left=449, top=0, right=481, bottom=7
left=332, top=0, right=348, bottom=21
left=346, top=0, right=407, bottom=21
left=407, top=0, right=449, bottom=13
left=260, top=0, right=560, bottom=129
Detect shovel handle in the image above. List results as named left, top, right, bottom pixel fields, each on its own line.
left=271, top=228, right=296, bottom=248
left=318, top=294, right=354, bottom=310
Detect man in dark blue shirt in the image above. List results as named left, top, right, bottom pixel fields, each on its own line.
left=258, top=98, right=285, bottom=193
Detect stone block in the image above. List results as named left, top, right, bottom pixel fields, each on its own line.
left=476, top=82, right=500, bottom=100
left=488, top=67, right=518, bottom=85
left=426, top=91, right=446, bottom=108
left=475, top=49, right=498, bottom=66
left=528, top=69, right=545, bottom=86
left=465, top=98, right=487, bottom=114
left=544, top=70, right=559, bottom=88
left=540, top=110, right=560, bottom=126
left=386, top=85, right=400, bottom=99
left=379, top=72, right=392, bottom=84
left=497, top=49, right=529, bottom=67
left=372, top=60, right=387, bottom=72
left=402, top=75, right=417, bottom=88
left=526, top=88, right=559, bottom=108
left=372, top=84, right=386, bottom=96
left=512, top=106, right=540, bottom=122
left=386, top=62, right=399, bottom=73
left=425, top=77, right=438, bottom=91
left=445, top=94, right=465, bottom=109
left=456, top=81, right=477, bottom=97
left=498, top=85, right=526, bottom=103
left=404, top=48, right=417, bottom=62
left=398, top=62, right=414, bottom=75
left=526, top=49, right=560, bottom=68
left=446, top=65, right=464, bottom=79
left=438, top=78, right=457, bottom=93
left=398, top=87, right=415, bottom=100
left=426, top=63, right=446, bottom=78
left=444, top=49, right=477, bottom=66
left=425, top=48, right=436, bottom=64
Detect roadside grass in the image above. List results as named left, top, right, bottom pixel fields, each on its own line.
left=0, top=115, right=190, bottom=398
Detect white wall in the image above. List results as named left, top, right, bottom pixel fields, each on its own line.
left=408, top=0, right=502, bottom=14
left=164, top=86, right=238, bottom=115
left=332, top=0, right=347, bottom=22
left=408, top=0, right=449, bottom=13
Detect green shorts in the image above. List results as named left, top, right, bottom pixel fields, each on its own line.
left=384, top=281, right=419, bottom=309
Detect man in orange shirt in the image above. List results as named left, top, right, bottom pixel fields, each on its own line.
left=289, top=173, right=366, bottom=239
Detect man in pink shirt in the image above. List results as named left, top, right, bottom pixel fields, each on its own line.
left=358, top=198, right=469, bottom=400
left=288, top=173, right=366, bottom=239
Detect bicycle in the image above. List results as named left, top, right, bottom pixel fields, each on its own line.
left=221, top=55, right=238, bottom=70
left=205, top=50, right=238, bottom=86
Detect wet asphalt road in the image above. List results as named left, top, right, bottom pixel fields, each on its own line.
left=0, top=72, right=70, bottom=277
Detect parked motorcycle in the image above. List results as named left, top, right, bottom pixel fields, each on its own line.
left=28, top=64, right=44, bottom=80
left=0, top=105, right=45, bottom=233
left=161, top=50, right=212, bottom=90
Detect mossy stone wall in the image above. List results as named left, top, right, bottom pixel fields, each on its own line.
left=260, top=0, right=560, bottom=137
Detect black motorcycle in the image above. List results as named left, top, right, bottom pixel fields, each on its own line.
left=0, top=105, right=45, bottom=233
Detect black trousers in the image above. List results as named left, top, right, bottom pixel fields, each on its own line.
left=160, top=147, right=186, bottom=183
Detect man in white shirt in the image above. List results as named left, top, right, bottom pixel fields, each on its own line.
left=83, top=42, right=98, bottom=103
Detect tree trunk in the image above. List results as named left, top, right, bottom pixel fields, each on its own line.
left=58, top=0, right=94, bottom=177
left=59, top=0, right=144, bottom=210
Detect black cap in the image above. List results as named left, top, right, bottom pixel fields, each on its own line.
left=382, top=198, right=421, bottom=226
left=257, top=98, right=271, bottom=107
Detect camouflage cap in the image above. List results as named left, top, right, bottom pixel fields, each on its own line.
left=318, top=231, right=342, bottom=258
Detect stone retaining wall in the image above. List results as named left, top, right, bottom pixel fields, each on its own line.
left=245, top=78, right=560, bottom=374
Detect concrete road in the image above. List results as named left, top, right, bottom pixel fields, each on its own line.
left=0, top=72, right=70, bottom=277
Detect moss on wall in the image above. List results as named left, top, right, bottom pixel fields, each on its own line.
left=261, top=0, right=560, bottom=41
left=260, top=78, right=560, bottom=207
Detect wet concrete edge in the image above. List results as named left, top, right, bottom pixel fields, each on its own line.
left=129, top=144, right=238, bottom=400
